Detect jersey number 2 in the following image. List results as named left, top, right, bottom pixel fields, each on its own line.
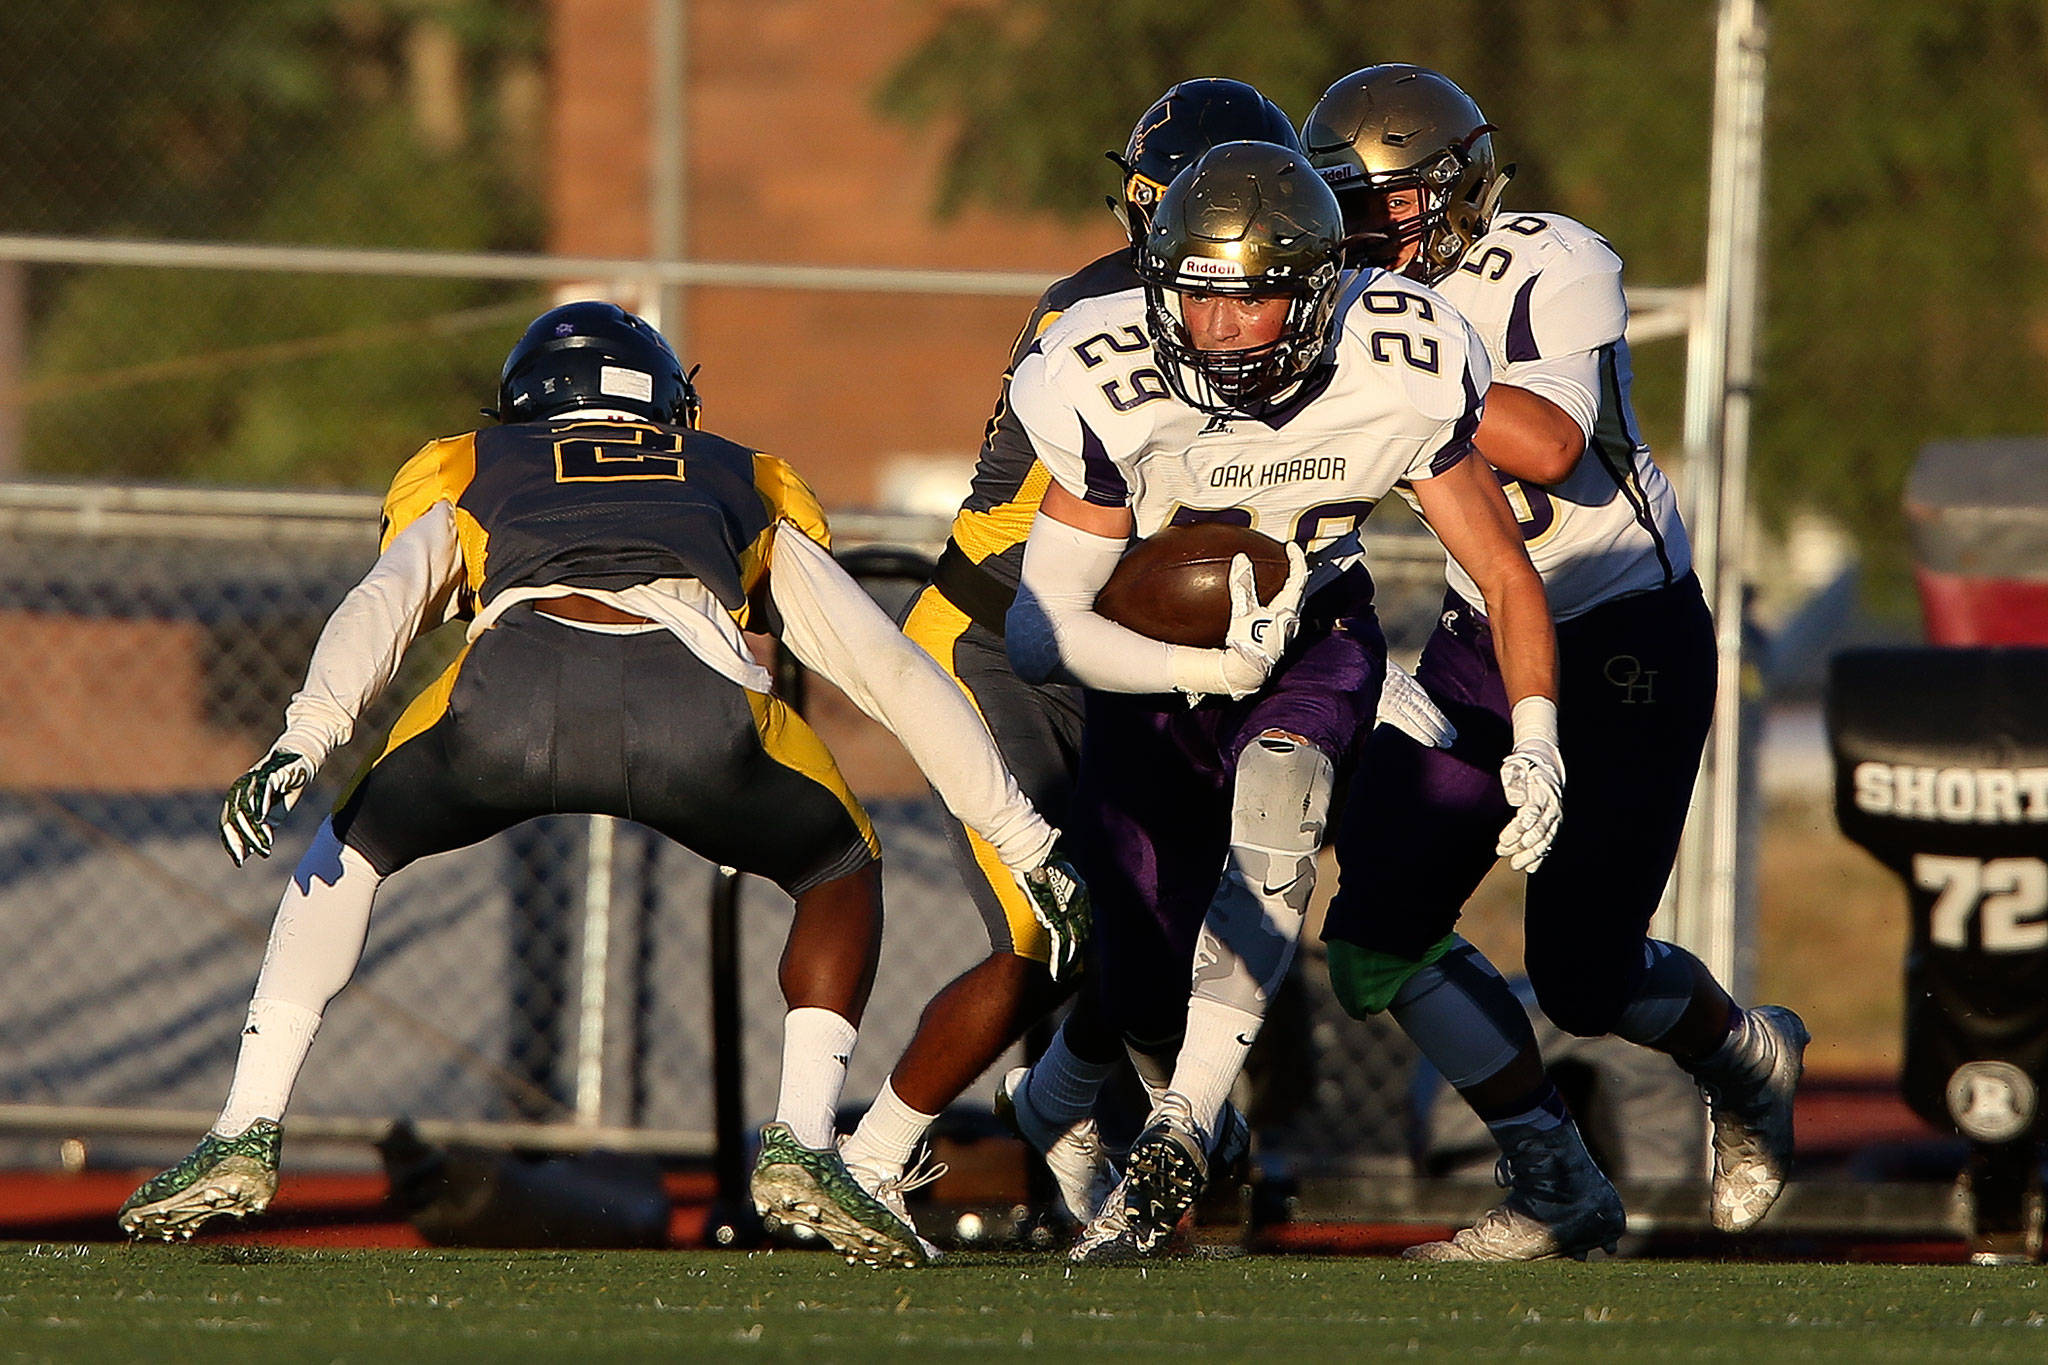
left=555, top=425, right=687, bottom=482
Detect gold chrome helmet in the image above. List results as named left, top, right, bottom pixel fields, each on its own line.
left=1111, top=78, right=1302, bottom=246
left=1137, top=141, right=1345, bottom=416
left=1300, top=65, right=1510, bottom=282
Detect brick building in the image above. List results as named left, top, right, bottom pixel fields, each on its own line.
left=548, top=0, right=1125, bottom=512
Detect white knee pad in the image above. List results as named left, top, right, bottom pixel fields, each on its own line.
left=1191, top=735, right=1335, bottom=1015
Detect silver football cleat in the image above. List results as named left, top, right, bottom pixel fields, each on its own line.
left=1404, top=1122, right=1625, bottom=1262
left=1696, top=1005, right=1810, bottom=1233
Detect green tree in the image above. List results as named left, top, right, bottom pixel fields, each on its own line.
left=3, top=1, right=545, bottom=485
left=881, top=0, right=2048, bottom=614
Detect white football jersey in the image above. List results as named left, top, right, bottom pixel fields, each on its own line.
left=1009, top=277, right=1490, bottom=565
left=1425, top=211, right=1691, bottom=620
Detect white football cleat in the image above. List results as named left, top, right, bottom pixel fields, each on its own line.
left=1695, top=1005, right=1810, bottom=1233
left=1403, top=1122, right=1624, bottom=1263
left=996, top=1065, right=1117, bottom=1225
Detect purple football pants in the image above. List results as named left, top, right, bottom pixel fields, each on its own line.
left=1073, top=611, right=1386, bottom=1048
left=1322, top=574, right=1716, bottom=1037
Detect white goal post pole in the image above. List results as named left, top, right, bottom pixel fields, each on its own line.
left=1673, top=0, right=1770, bottom=999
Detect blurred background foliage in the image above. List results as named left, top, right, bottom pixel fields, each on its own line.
left=0, top=1, right=2042, bottom=614
left=0, top=0, right=546, bottom=486
left=880, top=0, right=2048, bottom=613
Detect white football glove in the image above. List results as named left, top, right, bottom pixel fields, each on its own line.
left=221, top=747, right=317, bottom=867
left=1376, top=660, right=1456, bottom=749
left=1496, top=737, right=1565, bottom=873
left=1012, top=839, right=1092, bottom=984
left=1218, top=544, right=1309, bottom=699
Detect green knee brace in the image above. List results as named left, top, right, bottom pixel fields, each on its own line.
left=1327, top=933, right=1457, bottom=1018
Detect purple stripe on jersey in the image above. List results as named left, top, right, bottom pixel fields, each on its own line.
left=1252, top=361, right=1339, bottom=430
left=1506, top=274, right=1542, bottom=362
left=1424, top=364, right=1486, bottom=475
left=1078, top=417, right=1129, bottom=506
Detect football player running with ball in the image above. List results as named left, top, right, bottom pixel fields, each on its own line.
left=836, top=80, right=1320, bottom=1241
left=116, top=302, right=1086, bottom=1270
left=1003, top=140, right=1561, bottom=1263
left=1304, top=65, right=1808, bottom=1259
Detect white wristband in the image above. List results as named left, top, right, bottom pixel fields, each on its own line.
left=1510, top=695, right=1560, bottom=750
left=1167, top=644, right=1234, bottom=697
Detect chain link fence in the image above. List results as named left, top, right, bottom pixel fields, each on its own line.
left=0, top=2, right=1716, bottom=1194
left=0, top=485, right=1468, bottom=1180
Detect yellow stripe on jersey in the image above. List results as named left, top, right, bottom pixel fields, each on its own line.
left=753, top=452, right=832, bottom=551
left=735, top=452, right=833, bottom=628
left=332, top=640, right=475, bottom=811
left=898, top=585, right=1053, bottom=966
left=744, top=688, right=880, bottom=858
left=949, top=458, right=1053, bottom=565
left=380, top=434, right=478, bottom=552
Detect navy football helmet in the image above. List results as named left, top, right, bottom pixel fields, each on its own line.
left=1111, top=78, right=1303, bottom=245
left=493, top=301, right=701, bottom=427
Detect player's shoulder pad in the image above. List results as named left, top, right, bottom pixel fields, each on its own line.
left=1474, top=212, right=1625, bottom=304
left=751, top=450, right=832, bottom=551
left=1040, top=248, right=1142, bottom=315
left=1479, top=213, right=1627, bottom=358
left=380, top=431, right=477, bottom=551
left=1011, top=289, right=1149, bottom=408
left=1335, top=269, right=1490, bottom=421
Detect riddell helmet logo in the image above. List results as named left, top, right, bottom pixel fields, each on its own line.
left=1316, top=164, right=1363, bottom=185
left=1179, top=256, right=1249, bottom=279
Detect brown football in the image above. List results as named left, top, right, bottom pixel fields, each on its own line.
left=1095, top=522, right=1291, bottom=647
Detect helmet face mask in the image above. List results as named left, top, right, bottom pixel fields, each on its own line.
left=495, top=301, right=702, bottom=428
left=1111, top=78, right=1303, bottom=246
left=1301, top=65, right=1510, bottom=282
left=1137, top=142, right=1345, bottom=416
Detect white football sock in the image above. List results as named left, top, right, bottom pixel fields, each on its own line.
left=1126, top=1041, right=1175, bottom=1109
left=1022, top=1023, right=1118, bottom=1130
left=215, top=998, right=323, bottom=1137
left=840, top=1080, right=935, bottom=1178
left=1167, top=996, right=1260, bottom=1141
left=775, top=1006, right=858, bottom=1150
left=213, top=821, right=380, bottom=1134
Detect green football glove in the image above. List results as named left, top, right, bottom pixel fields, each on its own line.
left=1014, top=840, right=1092, bottom=985
left=221, top=748, right=315, bottom=867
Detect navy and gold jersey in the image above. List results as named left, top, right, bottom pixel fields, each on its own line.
left=379, top=418, right=830, bottom=628
left=939, top=249, right=1141, bottom=621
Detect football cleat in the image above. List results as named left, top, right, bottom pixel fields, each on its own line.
left=1068, top=1173, right=1165, bottom=1266
left=1403, top=1122, right=1625, bottom=1262
left=842, top=1146, right=947, bottom=1264
left=1121, top=1092, right=1209, bottom=1240
left=117, top=1119, right=282, bottom=1241
left=995, top=1065, right=1117, bottom=1225
left=749, top=1121, right=930, bottom=1268
left=1694, top=1005, right=1811, bottom=1233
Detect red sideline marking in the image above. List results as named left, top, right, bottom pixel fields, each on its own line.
left=1254, top=1223, right=1456, bottom=1256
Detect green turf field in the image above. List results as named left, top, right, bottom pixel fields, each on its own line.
left=5, top=1242, right=2045, bottom=1362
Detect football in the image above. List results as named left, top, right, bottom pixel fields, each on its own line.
left=1095, top=522, right=1291, bottom=647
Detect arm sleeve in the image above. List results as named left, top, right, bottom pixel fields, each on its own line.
left=766, top=525, right=1056, bottom=873
left=276, top=501, right=465, bottom=772
left=1007, top=512, right=1240, bottom=696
